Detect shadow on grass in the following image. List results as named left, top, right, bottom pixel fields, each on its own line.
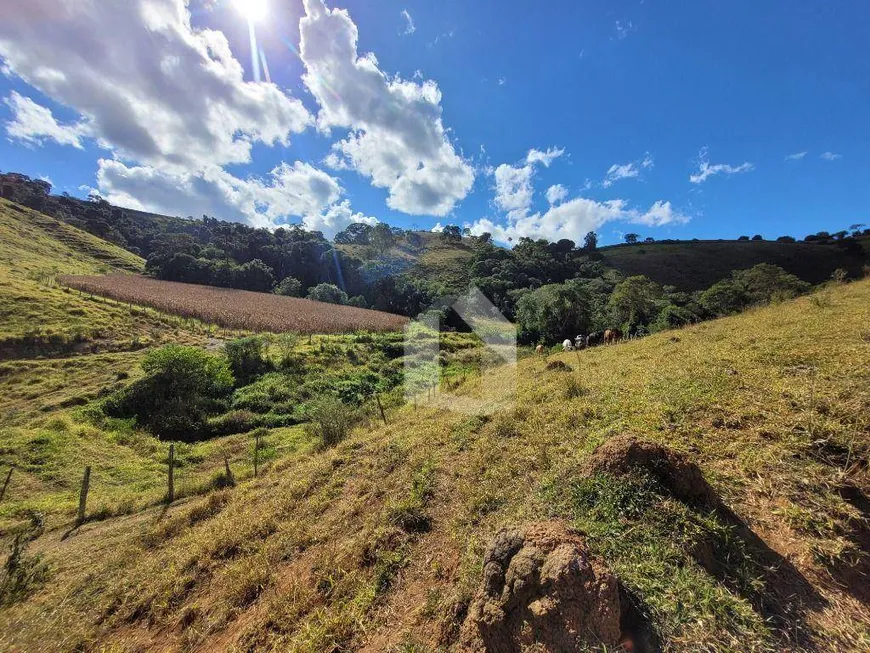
left=560, top=435, right=830, bottom=650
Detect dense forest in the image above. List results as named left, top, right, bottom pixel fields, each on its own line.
left=3, top=171, right=868, bottom=343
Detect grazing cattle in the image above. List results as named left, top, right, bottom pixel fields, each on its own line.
left=574, top=335, right=585, bottom=350
left=535, top=344, right=545, bottom=355
left=586, top=332, right=602, bottom=348
left=604, top=328, right=623, bottom=345
left=562, top=339, right=575, bottom=352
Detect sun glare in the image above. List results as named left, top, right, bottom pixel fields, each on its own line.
left=234, top=0, right=268, bottom=22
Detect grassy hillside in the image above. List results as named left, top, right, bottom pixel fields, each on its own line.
left=0, top=199, right=216, bottom=358
left=0, top=200, right=249, bottom=526
left=2, top=279, right=868, bottom=651
left=337, top=230, right=474, bottom=293
left=598, top=238, right=870, bottom=291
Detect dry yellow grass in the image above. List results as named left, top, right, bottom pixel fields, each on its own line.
left=1, top=280, right=869, bottom=652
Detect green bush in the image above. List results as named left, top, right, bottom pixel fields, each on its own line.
left=105, top=345, right=234, bottom=441
left=225, top=336, right=269, bottom=382
left=304, top=395, right=358, bottom=448
left=273, top=276, right=302, bottom=297
left=307, top=283, right=348, bottom=305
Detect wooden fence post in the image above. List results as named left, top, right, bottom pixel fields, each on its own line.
left=77, top=466, right=91, bottom=524
left=376, top=395, right=387, bottom=425
left=224, top=457, right=235, bottom=486
left=167, top=443, right=175, bottom=503
left=254, top=431, right=260, bottom=478
left=0, top=465, right=13, bottom=503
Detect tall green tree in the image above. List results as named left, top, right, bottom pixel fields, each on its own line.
left=516, top=281, right=594, bottom=343
left=607, top=275, right=662, bottom=329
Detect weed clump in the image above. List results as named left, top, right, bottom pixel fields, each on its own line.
left=0, top=535, right=50, bottom=607
left=305, top=395, right=359, bottom=449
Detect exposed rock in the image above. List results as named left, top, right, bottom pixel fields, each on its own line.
left=582, top=434, right=715, bottom=506
left=459, top=521, right=621, bottom=652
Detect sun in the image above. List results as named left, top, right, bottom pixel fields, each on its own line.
left=233, top=0, right=269, bottom=22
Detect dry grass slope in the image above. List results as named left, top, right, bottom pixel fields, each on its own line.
left=2, top=279, right=868, bottom=652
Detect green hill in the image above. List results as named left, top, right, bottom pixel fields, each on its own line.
left=2, top=274, right=868, bottom=651
left=0, top=198, right=213, bottom=359
left=597, top=238, right=870, bottom=291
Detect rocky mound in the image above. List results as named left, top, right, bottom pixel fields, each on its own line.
left=582, top=434, right=715, bottom=506
left=459, top=521, right=622, bottom=652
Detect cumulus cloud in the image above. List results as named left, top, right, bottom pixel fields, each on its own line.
left=300, top=0, right=473, bottom=216
left=820, top=151, right=842, bottom=161
left=0, top=0, right=312, bottom=172
left=689, top=148, right=753, bottom=184
left=3, top=92, right=89, bottom=148
left=494, top=163, right=535, bottom=216
left=492, top=147, right=568, bottom=217
left=546, top=184, right=568, bottom=205
left=401, top=9, right=416, bottom=35
left=474, top=149, right=687, bottom=244
left=97, top=159, right=375, bottom=237
left=469, top=198, right=688, bottom=244
left=785, top=151, right=807, bottom=161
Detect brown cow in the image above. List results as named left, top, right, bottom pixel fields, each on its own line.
left=535, top=344, right=545, bottom=355
left=604, top=328, right=623, bottom=345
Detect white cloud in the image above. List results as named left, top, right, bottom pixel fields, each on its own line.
left=97, top=159, right=375, bottom=237
left=469, top=198, right=688, bottom=244
left=785, top=151, right=807, bottom=161
left=602, top=163, right=638, bottom=187
left=476, top=149, right=687, bottom=244
left=3, top=92, right=88, bottom=148
left=401, top=9, right=415, bottom=35
left=0, top=0, right=312, bottom=172
left=498, top=77, right=506, bottom=86
left=689, top=148, right=754, bottom=184
left=600, top=153, right=653, bottom=188
left=430, top=222, right=444, bottom=233
left=820, top=151, right=842, bottom=161
left=300, top=0, right=474, bottom=216
left=546, top=184, right=568, bottom=205
left=494, top=163, right=535, bottom=216
left=526, top=147, right=564, bottom=167
left=307, top=199, right=378, bottom=236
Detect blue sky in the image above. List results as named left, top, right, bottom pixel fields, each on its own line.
left=0, top=0, right=867, bottom=245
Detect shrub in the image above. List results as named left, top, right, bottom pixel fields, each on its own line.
left=304, top=395, right=358, bottom=448
left=273, top=276, right=302, bottom=297
left=207, top=410, right=258, bottom=436
left=105, top=345, right=234, bottom=441
left=225, top=336, right=269, bottom=381
left=307, top=283, right=348, bottom=305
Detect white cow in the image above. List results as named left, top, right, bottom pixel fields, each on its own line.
left=562, top=339, right=575, bottom=352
